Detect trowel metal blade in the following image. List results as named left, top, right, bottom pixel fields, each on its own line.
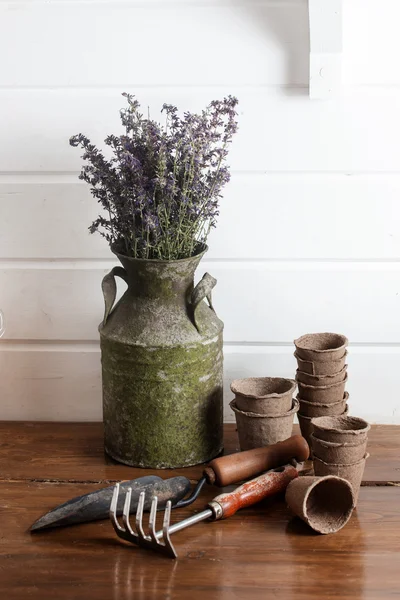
left=30, top=475, right=191, bottom=532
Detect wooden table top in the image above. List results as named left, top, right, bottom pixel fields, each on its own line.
left=0, top=422, right=399, bottom=599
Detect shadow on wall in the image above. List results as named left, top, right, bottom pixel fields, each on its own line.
left=233, top=0, right=310, bottom=92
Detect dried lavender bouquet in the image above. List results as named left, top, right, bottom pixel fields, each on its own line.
left=70, top=94, right=238, bottom=260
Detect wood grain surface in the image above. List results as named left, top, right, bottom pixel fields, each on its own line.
left=0, top=482, right=399, bottom=600
left=0, top=422, right=398, bottom=484
left=0, top=422, right=399, bottom=599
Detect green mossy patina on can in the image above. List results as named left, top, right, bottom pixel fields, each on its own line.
left=99, top=244, right=224, bottom=468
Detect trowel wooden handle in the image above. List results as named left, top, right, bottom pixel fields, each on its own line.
left=210, top=465, right=298, bottom=520
left=204, top=435, right=309, bottom=487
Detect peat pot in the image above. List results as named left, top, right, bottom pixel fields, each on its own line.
left=311, top=415, right=370, bottom=444
left=297, top=392, right=349, bottom=418
left=294, top=332, right=348, bottom=363
left=99, top=244, right=224, bottom=468
left=294, top=351, right=347, bottom=377
left=231, top=377, right=296, bottom=415
left=285, top=476, right=355, bottom=534
left=313, top=454, right=369, bottom=505
left=230, top=399, right=299, bottom=450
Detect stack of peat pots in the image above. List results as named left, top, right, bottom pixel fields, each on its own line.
left=310, top=416, right=370, bottom=504
left=230, top=377, right=299, bottom=450
left=294, top=333, right=349, bottom=454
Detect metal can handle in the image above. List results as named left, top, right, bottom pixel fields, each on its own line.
left=190, top=272, right=217, bottom=332
left=101, top=266, right=128, bottom=326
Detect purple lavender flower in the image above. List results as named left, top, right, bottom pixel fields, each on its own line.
left=70, top=94, right=238, bottom=260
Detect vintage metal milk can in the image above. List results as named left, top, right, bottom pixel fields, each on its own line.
left=99, top=244, right=223, bottom=468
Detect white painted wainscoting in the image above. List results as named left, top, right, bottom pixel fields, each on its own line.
left=0, top=0, right=399, bottom=423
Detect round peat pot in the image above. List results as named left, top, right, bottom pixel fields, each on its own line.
left=294, top=351, right=347, bottom=377
left=231, top=377, right=296, bottom=416
left=285, top=475, right=355, bottom=534
left=294, top=333, right=348, bottom=362
left=296, top=365, right=347, bottom=387
left=311, top=434, right=367, bottom=465
left=297, top=405, right=349, bottom=458
left=298, top=393, right=349, bottom=418
left=311, top=415, right=370, bottom=444
left=313, top=454, right=369, bottom=505
left=297, top=375, right=348, bottom=404
left=230, top=399, right=299, bottom=450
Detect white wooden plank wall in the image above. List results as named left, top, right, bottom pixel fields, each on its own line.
left=0, top=0, right=399, bottom=423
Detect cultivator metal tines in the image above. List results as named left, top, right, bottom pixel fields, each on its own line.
left=110, top=483, right=177, bottom=558
left=110, top=483, right=212, bottom=558
left=110, top=465, right=299, bottom=559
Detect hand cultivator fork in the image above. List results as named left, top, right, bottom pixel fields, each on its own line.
left=110, top=464, right=299, bottom=558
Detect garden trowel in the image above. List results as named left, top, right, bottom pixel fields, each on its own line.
left=31, top=475, right=191, bottom=532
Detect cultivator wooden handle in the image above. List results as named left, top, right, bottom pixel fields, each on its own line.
left=204, top=435, right=309, bottom=487
left=209, top=464, right=299, bottom=519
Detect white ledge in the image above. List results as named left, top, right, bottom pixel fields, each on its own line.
left=309, top=0, right=342, bottom=99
